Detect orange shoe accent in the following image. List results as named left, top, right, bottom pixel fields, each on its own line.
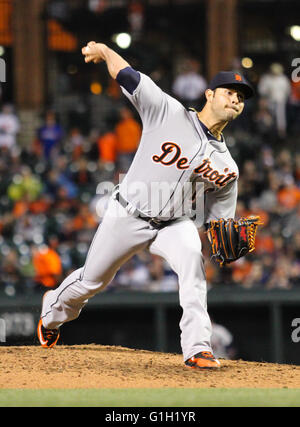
left=37, top=318, right=60, bottom=348
left=185, top=351, right=221, bottom=369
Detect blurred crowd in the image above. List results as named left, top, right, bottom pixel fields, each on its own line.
left=0, top=59, right=300, bottom=297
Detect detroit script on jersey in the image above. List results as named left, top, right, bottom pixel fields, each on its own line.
left=152, top=141, right=237, bottom=187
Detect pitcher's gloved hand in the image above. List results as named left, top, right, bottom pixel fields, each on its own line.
left=205, top=216, right=263, bottom=266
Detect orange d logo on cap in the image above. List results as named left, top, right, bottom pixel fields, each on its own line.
left=235, top=74, right=242, bottom=81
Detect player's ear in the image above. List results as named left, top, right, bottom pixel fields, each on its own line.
left=205, top=89, right=214, bottom=103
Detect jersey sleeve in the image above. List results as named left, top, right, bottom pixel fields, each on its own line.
left=117, top=69, right=169, bottom=132
left=204, top=179, right=238, bottom=223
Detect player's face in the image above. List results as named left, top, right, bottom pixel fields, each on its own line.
left=210, top=88, right=245, bottom=121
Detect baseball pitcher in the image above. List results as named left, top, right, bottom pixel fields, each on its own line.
left=37, top=42, right=261, bottom=369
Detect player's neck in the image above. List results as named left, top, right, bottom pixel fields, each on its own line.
left=196, top=111, right=227, bottom=141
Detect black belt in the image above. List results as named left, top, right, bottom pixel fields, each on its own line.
left=115, top=192, right=175, bottom=230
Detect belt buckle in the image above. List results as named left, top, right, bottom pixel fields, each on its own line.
left=149, top=218, right=161, bottom=228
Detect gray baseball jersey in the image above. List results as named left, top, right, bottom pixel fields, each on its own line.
left=119, top=72, right=238, bottom=223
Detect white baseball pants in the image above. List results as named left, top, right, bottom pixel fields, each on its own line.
left=41, top=196, right=212, bottom=361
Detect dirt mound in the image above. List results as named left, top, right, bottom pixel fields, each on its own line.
left=0, top=345, right=300, bottom=389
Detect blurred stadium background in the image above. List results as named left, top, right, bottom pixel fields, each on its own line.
left=0, top=0, right=300, bottom=364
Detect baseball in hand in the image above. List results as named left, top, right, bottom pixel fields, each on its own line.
left=81, top=41, right=105, bottom=64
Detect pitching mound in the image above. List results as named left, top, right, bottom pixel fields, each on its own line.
left=1, top=344, right=300, bottom=389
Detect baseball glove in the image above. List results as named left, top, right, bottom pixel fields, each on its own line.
left=205, top=216, right=263, bottom=266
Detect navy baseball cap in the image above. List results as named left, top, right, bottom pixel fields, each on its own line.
left=208, top=71, right=254, bottom=99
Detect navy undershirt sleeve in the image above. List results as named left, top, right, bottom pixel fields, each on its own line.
left=116, top=67, right=141, bottom=95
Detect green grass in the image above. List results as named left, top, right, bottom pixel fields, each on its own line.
left=0, top=388, right=300, bottom=407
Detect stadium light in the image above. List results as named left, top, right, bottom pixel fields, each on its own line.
left=112, top=33, right=132, bottom=49
left=290, top=26, right=300, bottom=41
left=241, top=57, right=253, bottom=69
